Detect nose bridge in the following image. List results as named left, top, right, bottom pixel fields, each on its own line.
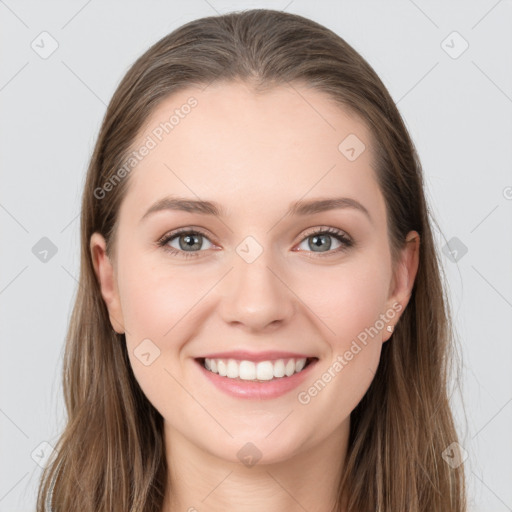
left=218, top=236, right=295, bottom=330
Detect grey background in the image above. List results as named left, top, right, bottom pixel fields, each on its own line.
left=1, top=1, right=511, bottom=510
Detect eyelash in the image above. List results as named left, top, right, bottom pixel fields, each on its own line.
left=156, top=226, right=354, bottom=259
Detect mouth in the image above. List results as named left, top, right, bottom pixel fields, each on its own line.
left=194, top=356, right=318, bottom=382
left=194, top=355, right=319, bottom=400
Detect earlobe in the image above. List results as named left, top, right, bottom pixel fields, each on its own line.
left=383, top=231, right=420, bottom=341
left=90, top=232, right=125, bottom=334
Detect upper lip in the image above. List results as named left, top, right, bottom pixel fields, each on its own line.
left=196, top=350, right=316, bottom=362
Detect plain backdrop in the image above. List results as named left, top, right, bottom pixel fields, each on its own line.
left=1, top=1, right=511, bottom=510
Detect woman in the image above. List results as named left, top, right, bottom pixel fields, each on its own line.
left=37, top=8, right=466, bottom=512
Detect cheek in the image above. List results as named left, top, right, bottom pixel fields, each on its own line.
left=117, top=258, right=207, bottom=345
left=119, top=261, right=207, bottom=414
left=295, top=279, right=385, bottom=430
left=293, top=254, right=390, bottom=346
left=292, top=257, right=389, bottom=411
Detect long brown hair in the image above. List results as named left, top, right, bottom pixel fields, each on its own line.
left=37, top=8, right=466, bottom=511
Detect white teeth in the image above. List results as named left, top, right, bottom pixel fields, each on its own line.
left=217, top=360, right=227, bottom=377
left=226, top=359, right=238, bottom=378
left=239, top=360, right=256, bottom=380
left=202, top=357, right=309, bottom=381
left=273, top=359, right=285, bottom=378
left=256, top=361, right=273, bottom=381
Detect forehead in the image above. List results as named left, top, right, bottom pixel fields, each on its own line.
left=121, top=81, right=385, bottom=225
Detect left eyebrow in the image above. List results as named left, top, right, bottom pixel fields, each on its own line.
left=289, top=197, right=371, bottom=222
left=140, top=195, right=372, bottom=224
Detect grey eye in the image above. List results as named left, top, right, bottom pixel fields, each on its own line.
left=298, top=233, right=343, bottom=253
left=168, top=232, right=214, bottom=252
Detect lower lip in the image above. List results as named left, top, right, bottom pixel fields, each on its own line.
left=195, top=358, right=318, bottom=400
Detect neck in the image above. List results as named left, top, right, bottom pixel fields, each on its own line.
left=160, top=420, right=350, bottom=512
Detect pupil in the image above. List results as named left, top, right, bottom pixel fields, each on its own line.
left=311, top=234, right=331, bottom=252
left=181, top=233, right=200, bottom=250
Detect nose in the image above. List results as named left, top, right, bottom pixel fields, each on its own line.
left=217, top=251, right=296, bottom=332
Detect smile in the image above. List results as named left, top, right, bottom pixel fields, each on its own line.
left=194, top=357, right=319, bottom=400
left=201, top=357, right=314, bottom=381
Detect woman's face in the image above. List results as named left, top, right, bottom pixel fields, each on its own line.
left=91, top=81, right=419, bottom=465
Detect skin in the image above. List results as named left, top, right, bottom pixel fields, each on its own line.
left=91, top=81, right=419, bottom=512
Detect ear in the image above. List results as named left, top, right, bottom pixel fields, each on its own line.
left=382, top=230, right=420, bottom=342
left=90, top=232, right=125, bottom=334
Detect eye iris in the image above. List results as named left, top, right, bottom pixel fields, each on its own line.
left=180, top=233, right=201, bottom=251
left=310, top=234, right=331, bottom=252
